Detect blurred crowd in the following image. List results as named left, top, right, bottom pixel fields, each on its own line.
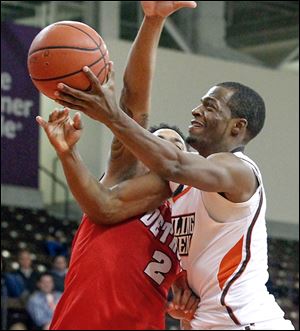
left=2, top=250, right=68, bottom=330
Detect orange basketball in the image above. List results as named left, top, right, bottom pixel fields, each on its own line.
left=27, top=21, right=109, bottom=100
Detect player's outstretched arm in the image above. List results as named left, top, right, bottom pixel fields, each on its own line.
left=37, top=108, right=171, bottom=225
left=55, top=70, right=256, bottom=202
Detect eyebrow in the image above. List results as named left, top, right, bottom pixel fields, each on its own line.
left=173, top=138, right=183, bottom=144
left=157, top=135, right=183, bottom=144
left=201, top=96, right=218, bottom=104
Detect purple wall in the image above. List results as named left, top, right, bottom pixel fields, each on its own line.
left=1, top=23, right=41, bottom=188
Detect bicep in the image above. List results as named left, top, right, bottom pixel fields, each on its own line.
left=171, top=153, right=253, bottom=195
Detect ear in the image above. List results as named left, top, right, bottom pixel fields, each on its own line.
left=231, top=118, right=248, bottom=136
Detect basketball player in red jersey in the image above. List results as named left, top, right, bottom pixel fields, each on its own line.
left=37, top=2, right=199, bottom=329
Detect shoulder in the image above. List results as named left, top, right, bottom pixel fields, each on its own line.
left=207, top=152, right=242, bottom=163
left=208, top=152, right=254, bottom=174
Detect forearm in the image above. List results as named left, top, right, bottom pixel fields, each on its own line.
left=57, top=147, right=112, bottom=223
left=108, top=17, right=165, bottom=177
left=58, top=144, right=171, bottom=225
left=122, top=16, right=165, bottom=108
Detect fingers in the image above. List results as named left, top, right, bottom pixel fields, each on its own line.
left=106, top=66, right=115, bottom=89
left=36, top=116, right=47, bottom=129
left=107, top=61, right=114, bottom=73
left=49, top=108, right=69, bottom=121
left=107, top=62, right=115, bottom=81
left=55, top=99, right=84, bottom=112
left=174, top=1, right=197, bottom=9
left=189, top=297, right=200, bottom=314
left=166, top=303, right=196, bottom=322
left=57, top=82, right=90, bottom=100
left=83, top=66, right=101, bottom=90
left=48, top=109, right=59, bottom=122
left=172, top=287, right=183, bottom=309
left=105, top=61, right=114, bottom=84
left=39, top=108, right=70, bottom=129
left=179, top=288, right=192, bottom=310
left=182, top=293, right=200, bottom=313
left=73, top=112, right=83, bottom=130
left=55, top=90, right=87, bottom=110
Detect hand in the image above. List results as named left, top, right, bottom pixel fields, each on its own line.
left=54, top=63, right=119, bottom=125
left=167, top=271, right=200, bottom=321
left=141, top=1, right=197, bottom=18
left=36, top=108, right=83, bottom=155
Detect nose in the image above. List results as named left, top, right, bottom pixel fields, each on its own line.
left=192, top=106, right=202, bottom=116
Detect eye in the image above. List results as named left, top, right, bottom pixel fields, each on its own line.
left=206, top=102, right=217, bottom=111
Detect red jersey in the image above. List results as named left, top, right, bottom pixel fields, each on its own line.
left=50, top=201, right=180, bottom=330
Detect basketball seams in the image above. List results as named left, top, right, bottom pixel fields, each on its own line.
left=29, top=46, right=100, bottom=56
left=52, top=22, right=108, bottom=83
left=31, top=49, right=108, bottom=81
left=96, top=62, right=110, bottom=85
left=97, top=44, right=108, bottom=84
left=55, top=23, right=102, bottom=48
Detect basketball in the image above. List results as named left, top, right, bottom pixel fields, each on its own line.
left=27, top=21, right=109, bottom=100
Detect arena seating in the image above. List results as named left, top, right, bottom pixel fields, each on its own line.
left=1, top=205, right=299, bottom=330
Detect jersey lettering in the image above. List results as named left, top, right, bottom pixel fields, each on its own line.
left=172, top=213, right=195, bottom=256
left=144, top=250, right=172, bottom=285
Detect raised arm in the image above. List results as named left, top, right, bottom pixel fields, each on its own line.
left=121, top=1, right=197, bottom=114
left=104, top=14, right=165, bottom=185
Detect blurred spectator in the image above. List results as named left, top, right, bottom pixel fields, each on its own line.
left=44, top=235, right=67, bottom=258
left=2, top=258, right=9, bottom=330
left=49, top=256, right=68, bottom=292
left=26, top=273, right=62, bottom=330
left=3, top=272, right=26, bottom=299
left=15, top=250, right=40, bottom=295
left=8, top=322, right=27, bottom=330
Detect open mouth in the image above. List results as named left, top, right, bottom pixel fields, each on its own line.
left=190, top=120, right=205, bottom=128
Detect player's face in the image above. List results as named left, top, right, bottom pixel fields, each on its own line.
left=153, top=129, right=187, bottom=151
left=186, top=86, right=235, bottom=155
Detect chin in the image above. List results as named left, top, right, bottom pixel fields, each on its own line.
left=186, top=135, right=208, bottom=155
left=186, top=135, right=198, bottom=150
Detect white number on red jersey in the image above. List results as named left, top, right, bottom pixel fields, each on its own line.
left=144, top=250, right=172, bottom=285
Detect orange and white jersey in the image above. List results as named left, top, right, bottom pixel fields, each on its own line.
left=170, top=152, right=288, bottom=330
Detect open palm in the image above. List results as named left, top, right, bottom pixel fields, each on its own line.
left=36, top=108, right=83, bottom=155
left=141, top=1, right=197, bottom=18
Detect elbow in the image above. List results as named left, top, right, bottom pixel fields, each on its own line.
left=120, top=84, right=131, bottom=107
left=87, top=211, right=117, bottom=226
left=120, top=84, right=138, bottom=110
left=86, top=190, right=124, bottom=226
left=86, top=203, right=121, bottom=226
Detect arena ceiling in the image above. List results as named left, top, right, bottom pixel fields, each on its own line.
left=1, top=1, right=299, bottom=70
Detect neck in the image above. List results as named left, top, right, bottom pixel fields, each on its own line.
left=195, top=144, right=245, bottom=157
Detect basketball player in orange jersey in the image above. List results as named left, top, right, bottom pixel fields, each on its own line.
left=37, top=2, right=199, bottom=330
left=54, top=1, right=296, bottom=330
